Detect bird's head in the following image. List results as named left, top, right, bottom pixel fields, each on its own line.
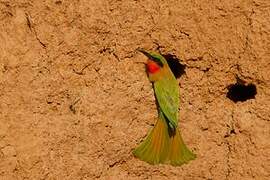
left=138, top=48, right=167, bottom=74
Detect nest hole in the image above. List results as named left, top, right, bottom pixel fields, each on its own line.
left=227, top=81, right=257, bottom=102
left=162, top=54, right=186, bottom=78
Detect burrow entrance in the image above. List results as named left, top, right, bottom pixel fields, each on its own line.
left=227, top=78, right=257, bottom=102
left=162, top=54, right=186, bottom=78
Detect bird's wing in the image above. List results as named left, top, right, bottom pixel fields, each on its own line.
left=154, top=78, right=179, bottom=129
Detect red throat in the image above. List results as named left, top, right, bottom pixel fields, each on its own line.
left=146, top=60, right=160, bottom=74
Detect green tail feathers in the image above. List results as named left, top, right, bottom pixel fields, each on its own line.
left=133, top=114, right=196, bottom=166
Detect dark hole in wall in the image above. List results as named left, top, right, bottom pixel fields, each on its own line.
left=227, top=79, right=257, bottom=102
left=162, top=54, right=186, bottom=78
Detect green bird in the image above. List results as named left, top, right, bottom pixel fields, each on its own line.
left=133, top=49, right=196, bottom=166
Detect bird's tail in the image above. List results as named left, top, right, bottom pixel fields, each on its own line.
left=133, top=113, right=196, bottom=166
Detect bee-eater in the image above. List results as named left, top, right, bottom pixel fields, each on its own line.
left=133, top=49, right=196, bottom=166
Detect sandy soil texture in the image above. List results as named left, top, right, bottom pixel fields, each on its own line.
left=0, top=0, right=270, bottom=179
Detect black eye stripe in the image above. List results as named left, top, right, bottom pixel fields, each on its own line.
left=151, top=57, right=164, bottom=67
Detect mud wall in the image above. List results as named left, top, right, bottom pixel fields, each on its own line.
left=0, top=0, right=269, bottom=179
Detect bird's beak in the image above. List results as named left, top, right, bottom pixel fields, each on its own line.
left=136, top=48, right=164, bottom=67
left=137, top=48, right=153, bottom=59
